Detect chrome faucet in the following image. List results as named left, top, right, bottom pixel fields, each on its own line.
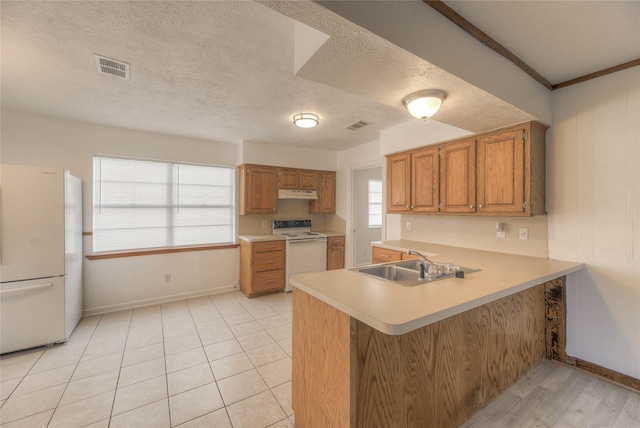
left=407, top=250, right=436, bottom=280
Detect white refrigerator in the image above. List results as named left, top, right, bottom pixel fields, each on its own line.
left=0, top=165, right=83, bottom=354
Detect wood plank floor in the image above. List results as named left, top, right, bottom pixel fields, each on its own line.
left=462, top=360, right=640, bottom=428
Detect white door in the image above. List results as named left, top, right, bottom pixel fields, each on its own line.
left=1, top=165, right=65, bottom=282
left=353, top=167, right=382, bottom=266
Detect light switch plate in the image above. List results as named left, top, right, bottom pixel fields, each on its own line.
left=406, top=221, right=412, bottom=231
left=261, top=221, right=268, bottom=228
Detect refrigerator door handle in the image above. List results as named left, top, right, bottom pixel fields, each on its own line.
left=0, top=282, right=53, bottom=295
left=0, top=186, right=2, bottom=265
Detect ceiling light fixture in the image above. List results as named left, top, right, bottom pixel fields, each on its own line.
left=293, top=113, right=319, bottom=128
left=403, top=90, right=446, bottom=120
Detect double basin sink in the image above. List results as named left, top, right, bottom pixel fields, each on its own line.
left=353, top=260, right=479, bottom=287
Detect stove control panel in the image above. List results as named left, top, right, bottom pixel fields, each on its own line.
left=273, top=219, right=312, bottom=229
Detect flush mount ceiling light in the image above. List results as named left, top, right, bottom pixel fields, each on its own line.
left=293, top=113, right=319, bottom=128
left=403, top=90, right=446, bottom=120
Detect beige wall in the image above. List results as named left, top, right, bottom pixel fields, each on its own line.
left=1, top=112, right=240, bottom=314
left=1, top=111, right=342, bottom=314
left=548, top=66, right=640, bottom=378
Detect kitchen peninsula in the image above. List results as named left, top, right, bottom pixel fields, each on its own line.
left=289, top=241, right=583, bottom=427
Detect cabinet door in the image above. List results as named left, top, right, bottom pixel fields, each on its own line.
left=440, top=140, right=476, bottom=213
left=309, top=172, right=336, bottom=214
left=477, top=129, right=525, bottom=214
left=327, top=236, right=345, bottom=270
left=278, top=168, right=298, bottom=189
left=240, top=165, right=278, bottom=214
left=298, top=170, right=317, bottom=190
left=411, top=147, right=439, bottom=213
left=387, top=153, right=412, bottom=213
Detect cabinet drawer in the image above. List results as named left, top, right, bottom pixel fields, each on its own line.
left=328, top=236, right=345, bottom=247
left=254, top=251, right=284, bottom=272
left=372, top=247, right=402, bottom=264
left=253, top=240, right=285, bottom=253
left=253, top=270, right=284, bottom=293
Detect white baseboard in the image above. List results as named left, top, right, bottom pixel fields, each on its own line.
left=82, top=285, right=238, bottom=316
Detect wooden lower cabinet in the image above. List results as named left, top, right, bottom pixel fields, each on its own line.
left=326, top=236, right=345, bottom=270
left=372, top=246, right=402, bottom=264
left=372, top=246, right=419, bottom=264
left=239, top=240, right=285, bottom=297
left=292, top=280, right=556, bottom=427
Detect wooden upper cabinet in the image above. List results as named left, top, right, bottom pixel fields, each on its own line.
left=384, top=121, right=546, bottom=217
left=477, top=129, right=525, bottom=214
left=239, top=165, right=278, bottom=215
left=477, top=122, right=547, bottom=216
left=278, top=168, right=317, bottom=190
left=309, top=171, right=336, bottom=214
left=411, top=146, right=439, bottom=213
left=387, top=153, right=412, bottom=213
left=440, top=139, right=476, bottom=213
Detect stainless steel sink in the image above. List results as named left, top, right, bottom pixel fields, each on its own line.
left=353, top=260, right=479, bottom=286
left=357, top=265, right=421, bottom=283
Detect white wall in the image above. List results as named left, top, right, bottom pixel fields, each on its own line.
left=548, top=66, right=640, bottom=378
left=1, top=111, right=240, bottom=314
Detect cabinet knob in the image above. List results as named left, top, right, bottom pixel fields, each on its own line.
left=410, top=205, right=414, bottom=209
left=406, top=205, right=409, bottom=208
left=479, top=204, right=483, bottom=208
left=469, top=205, right=474, bottom=209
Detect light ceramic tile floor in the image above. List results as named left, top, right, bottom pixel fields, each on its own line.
left=3, top=290, right=639, bottom=428
left=0, top=291, right=295, bottom=428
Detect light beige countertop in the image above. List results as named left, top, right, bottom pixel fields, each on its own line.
left=289, top=240, right=583, bottom=336
left=239, top=231, right=344, bottom=242
left=238, top=235, right=286, bottom=243
left=316, top=231, right=345, bottom=237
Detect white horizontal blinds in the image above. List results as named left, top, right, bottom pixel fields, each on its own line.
left=93, top=156, right=235, bottom=252
left=171, top=163, right=234, bottom=246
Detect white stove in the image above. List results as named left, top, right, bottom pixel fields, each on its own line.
left=272, top=220, right=327, bottom=292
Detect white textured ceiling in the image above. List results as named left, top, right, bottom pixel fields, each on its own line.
left=1, top=1, right=638, bottom=152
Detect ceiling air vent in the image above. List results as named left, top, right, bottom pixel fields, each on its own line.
left=95, top=55, right=129, bottom=80
left=345, top=120, right=370, bottom=131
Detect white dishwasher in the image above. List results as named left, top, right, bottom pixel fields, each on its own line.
left=272, top=220, right=327, bottom=292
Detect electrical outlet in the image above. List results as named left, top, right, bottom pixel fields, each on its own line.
left=496, top=223, right=506, bottom=238
left=519, top=228, right=529, bottom=240
left=165, top=274, right=171, bottom=283
left=406, top=221, right=412, bottom=231
left=261, top=220, right=268, bottom=229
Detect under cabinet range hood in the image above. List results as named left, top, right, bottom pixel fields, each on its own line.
left=278, top=189, right=318, bottom=200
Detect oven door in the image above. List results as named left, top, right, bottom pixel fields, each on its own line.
left=285, top=238, right=327, bottom=292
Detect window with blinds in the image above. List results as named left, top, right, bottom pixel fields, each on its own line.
left=93, top=156, right=235, bottom=253
left=368, top=179, right=382, bottom=228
